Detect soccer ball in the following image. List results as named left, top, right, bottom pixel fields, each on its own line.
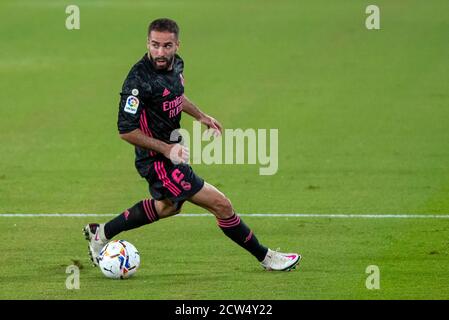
left=98, top=240, right=140, bottom=279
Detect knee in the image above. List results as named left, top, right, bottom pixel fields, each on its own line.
left=158, top=204, right=181, bottom=219
left=212, top=196, right=233, bottom=218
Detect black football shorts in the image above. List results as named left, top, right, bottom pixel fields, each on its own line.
left=145, top=158, right=204, bottom=206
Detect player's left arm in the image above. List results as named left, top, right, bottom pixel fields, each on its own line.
left=182, top=95, right=222, bottom=136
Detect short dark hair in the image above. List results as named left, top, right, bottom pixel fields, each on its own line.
left=148, top=18, right=179, bottom=39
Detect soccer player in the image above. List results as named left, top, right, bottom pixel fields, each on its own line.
left=83, top=18, right=300, bottom=271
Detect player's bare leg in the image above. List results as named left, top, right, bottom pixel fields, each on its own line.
left=188, top=182, right=301, bottom=271
left=187, top=182, right=234, bottom=219
left=153, top=198, right=182, bottom=218
left=83, top=198, right=181, bottom=266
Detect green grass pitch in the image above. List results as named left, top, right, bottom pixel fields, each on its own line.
left=1, top=0, right=449, bottom=299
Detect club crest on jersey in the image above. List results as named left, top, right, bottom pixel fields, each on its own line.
left=124, top=95, right=139, bottom=114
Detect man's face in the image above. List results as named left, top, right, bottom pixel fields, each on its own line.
left=147, top=31, right=179, bottom=70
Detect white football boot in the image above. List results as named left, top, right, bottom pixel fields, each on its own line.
left=83, top=223, right=108, bottom=267
left=261, top=248, right=301, bottom=271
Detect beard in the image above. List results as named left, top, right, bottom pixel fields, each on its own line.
left=151, top=55, right=174, bottom=70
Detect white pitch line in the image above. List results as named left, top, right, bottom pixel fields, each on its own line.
left=0, top=213, right=449, bottom=219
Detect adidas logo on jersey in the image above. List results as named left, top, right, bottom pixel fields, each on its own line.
left=162, top=88, right=171, bottom=97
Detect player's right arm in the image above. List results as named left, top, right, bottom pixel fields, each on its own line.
left=119, top=129, right=168, bottom=154
left=120, top=130, right=188, bottom=163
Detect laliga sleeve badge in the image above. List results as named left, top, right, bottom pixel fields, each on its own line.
left=124, top=95, right=139, bottom=114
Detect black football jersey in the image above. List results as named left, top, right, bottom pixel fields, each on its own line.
left=117, top=53, right=185, bottom=177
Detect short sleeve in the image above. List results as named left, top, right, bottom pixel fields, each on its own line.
left=117, top=73, right=144, bottom=134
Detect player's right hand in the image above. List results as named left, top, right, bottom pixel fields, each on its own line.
left=165, top=143, right=190, bottom=165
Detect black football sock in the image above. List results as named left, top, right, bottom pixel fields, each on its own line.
left=104, top=199, right=159, bottom=239
left=217, top=213, right=268, bottom=262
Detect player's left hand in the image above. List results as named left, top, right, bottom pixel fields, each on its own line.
left=199, top=115, right=222, bottom=137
